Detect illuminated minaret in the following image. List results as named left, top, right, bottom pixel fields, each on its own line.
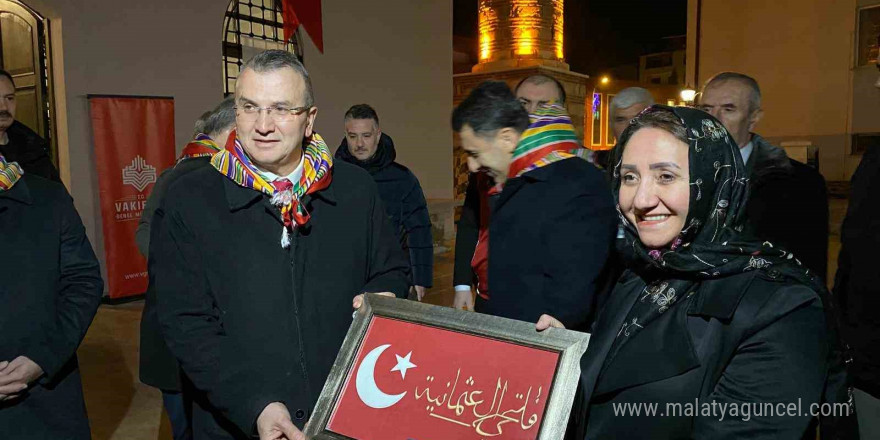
left=453, top=0, right=589, bottom=200
left=473, top=0, right=568, bottom=73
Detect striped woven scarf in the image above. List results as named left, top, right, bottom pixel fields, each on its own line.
left=507, top=104, right=589, bottom=179
left=0, top=153, right=23, bottom=191
left=211, top=131, right=333, bottom=247
left=178, top=133, right=223, bottom=163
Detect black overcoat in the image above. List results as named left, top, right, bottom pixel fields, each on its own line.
left=573, top=268, right=829, bottom=439
left=744, top=135, right=829, bottom=280
left=0, top=174, right=103, bottom=439
left=475, top=158, right=617, bottom=329
left=153, top=161, right=410, bottom=439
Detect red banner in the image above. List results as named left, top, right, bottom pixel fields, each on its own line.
left=326, top=316, right=560, bottom=439
left=89, top=96, right=175, bottom=299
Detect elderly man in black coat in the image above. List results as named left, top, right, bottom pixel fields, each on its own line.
left=450, top=80, right=616, bottom=329
left=699, top=72, right=829, bottom=280
left=153, top=50, right=410, bottom=440
left=0, top=157, right=103, bottom=438
left=335, top=104, right=433, bottom=300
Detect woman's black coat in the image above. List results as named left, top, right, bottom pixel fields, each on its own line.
left=573, top=267, right=828, bottom=439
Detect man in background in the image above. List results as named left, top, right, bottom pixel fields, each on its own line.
left=0, top=69, right=60, bottom=182
left=136, top=96, right=235, bottom=440
left=335, top=104, right=433, bottom=300
left=698, top=72, right=829, bottom=280
left=597, top=87, right=656, bottom=171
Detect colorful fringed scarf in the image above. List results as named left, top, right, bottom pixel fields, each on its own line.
left=178, top=133, right=224, bottom=163
left=507, top=104, right=589, bottom=179
left=211, top=131, right=333, bottom=247
left=0, top=153, right=23, bottom=191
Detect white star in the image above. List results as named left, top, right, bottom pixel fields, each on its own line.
left=390, top=351, right=416, bottom=380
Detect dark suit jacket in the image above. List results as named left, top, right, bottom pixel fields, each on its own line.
left=574, top=268, right=828, bottom=439
left=153, top=161, right=411, bottom=439
left=744, top=135, right=829, bottom=280
left=0, top=174, right=103, bottom=439
left=474, top=158, right=616, bottom=329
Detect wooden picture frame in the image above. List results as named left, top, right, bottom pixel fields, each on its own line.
left=305, top=293, right=591, bottom=440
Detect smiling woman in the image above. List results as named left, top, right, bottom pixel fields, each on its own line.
left=567, top=106, right=848, bottom=439
left=618, top=123, right=690, bottom=249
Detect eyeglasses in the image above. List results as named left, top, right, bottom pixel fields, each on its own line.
left=235, top=104, right=311, bottom=122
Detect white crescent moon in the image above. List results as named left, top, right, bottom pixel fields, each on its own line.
left=355, top=344, right=406, bottom=409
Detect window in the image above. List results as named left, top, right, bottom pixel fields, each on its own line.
left=223, top=0, right=302, bottom=95
left=645, top=53, right=673, bottom=69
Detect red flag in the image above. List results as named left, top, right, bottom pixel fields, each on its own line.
left=325, top=316, right=559, bottom=439
left=282, top=0, right=323, bottom=53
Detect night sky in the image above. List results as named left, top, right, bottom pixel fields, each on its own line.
left=453, top=0, right=688, bottom=77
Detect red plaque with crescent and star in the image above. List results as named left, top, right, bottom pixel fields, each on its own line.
left=325, top=316, right=560, bottom=440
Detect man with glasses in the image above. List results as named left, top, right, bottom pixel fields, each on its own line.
left=153, top=50, right=410, bottom=440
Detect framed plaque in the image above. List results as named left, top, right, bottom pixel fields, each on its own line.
left=305, top=294, right=590, bottom=440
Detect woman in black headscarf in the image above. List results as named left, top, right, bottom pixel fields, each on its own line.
left=540, top=106, right=839, bottom=438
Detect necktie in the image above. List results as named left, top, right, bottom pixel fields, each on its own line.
left=272, top=178, right=293, bottom=193
left=271, top=179, right=295, bottom=240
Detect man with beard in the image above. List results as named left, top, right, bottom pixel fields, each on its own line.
left=0, top=70, right=60, bottom=182
left=335, top=104, right=433, bottom=300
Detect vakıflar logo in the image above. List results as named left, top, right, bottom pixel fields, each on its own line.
left=122, top=155, right=157, bottom=192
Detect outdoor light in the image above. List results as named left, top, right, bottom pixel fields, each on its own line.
left=600, top=76, right=610, bottom=85
left=680, top=88, right=697, bottom=103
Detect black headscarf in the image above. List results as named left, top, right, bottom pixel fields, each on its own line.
left=335, top=132, right=396, bottom=175
left=608, top=105, right=824, bottom=345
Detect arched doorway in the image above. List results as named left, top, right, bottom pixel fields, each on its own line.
left=0, top=0, right=54, bottom=164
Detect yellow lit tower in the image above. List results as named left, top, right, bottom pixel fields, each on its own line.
left=474, top=0, right=567, bottom=72
left=453, top=0, right=589, bottom=199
